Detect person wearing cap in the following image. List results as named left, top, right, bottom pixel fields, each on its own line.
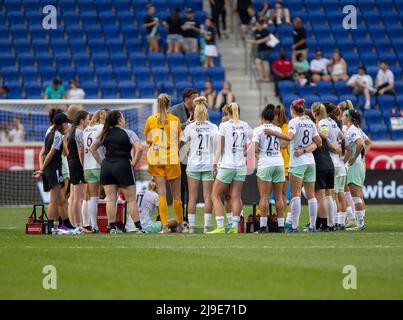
left=33, top=113, right=73, bottom=234
left=182, top=8, right=201, bottom=53
left=44, top=78, right=66, bottom=100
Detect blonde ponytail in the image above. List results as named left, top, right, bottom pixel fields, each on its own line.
left=89, top=110, right=101, bottom=126
left=311, top=102, right=327, bottom=122
left=157, top=93, right=171, bottom=125
left=228, top=103, right=240, bottom=124
left=193, top=96, right=208, bottom=123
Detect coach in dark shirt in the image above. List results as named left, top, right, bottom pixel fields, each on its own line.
left=292, top=17, right=307, bottom=63
left=171, top=88, right=199, bottom=224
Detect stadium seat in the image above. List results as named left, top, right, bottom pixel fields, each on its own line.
left=207, top=67, right=225, bottom=84
left=365, top=110, right=383, bottom=125
left=370, top=124, right=389, bottom=140
left=175, top=81, right=194, bottom=96
left=148, top=53, right=166, bottom=67
left=152, top=66, right=170, bottom=83
left=316, top=82, right=334, bottom=96
left=189, top=67, right=207, bottom=83
left=115, top=67, right=132, bottom=82
left=319, top=95, right=339, bottom=105
left=166, top=53, right=185, bottom=67
left=156, top=82, right=174, bottom=96
left=171, top=66, right=190, bottom=83
left=377, top=95, right=396, bottom=112
left=134, top=67, right=151, bottom=83
left=138, top=81, right=156, bottom=98
left=298, top=85, right=315, bottom=96
left=391, top=130, right=403, bottom=140
left=118, top=81, right=136, bottom=98
left=185, top=53, right=201, bottom=67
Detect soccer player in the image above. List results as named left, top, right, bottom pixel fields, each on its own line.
left=67, top=110, right=89, bottom=227
left=208, top=103, right=250, bottom=234
left=253, top=105, right=286, bottom=233
left=33, top=113, right=73, bottom=234
left=342, top=109, right=366, bottom=230
left=82, top=109, right=110, bottom=232
left=181, top=96, right=219, bottom=233
left=90, top=110, right=143, bottom=234
left=272, top=99, right=322, bottom=232
left=144, top=94, right=184, bottom=234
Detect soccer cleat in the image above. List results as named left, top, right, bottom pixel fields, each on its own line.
left=255, top=227, right=268, bottom=234
left=327, top=226, right=335, bottom=232
left=107, top=225, right=117, bottom=234
left=345, top=220, right=357, bottom=229
left=284, top=222, right=292, bottom=229
left=227, top=227, right=238, bottom=234
left=181, top=222, right=190, bottom=233
left=188, top=227, right=196, bottom=234
left=287, top=227, right=298, bottom=233
left=73, top=227, right=85, bottom=235
left=346, top=225, right=365, bottom=231
left=203, top=226, right=212, bottom=233
left=302, top=224, right=311, bottom=232
left=206, top=227, right=225, bottom=234
left=91, top=228, right=100, bottom=234
left=159, top=226, right=170, bottom=234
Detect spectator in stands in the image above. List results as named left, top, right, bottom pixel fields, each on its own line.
left=235, top=0, right=252, bottom=35
left=293, top=52, right=309, bottom=86
left=0, top=123, right=10, bottom=143
left=203, top=18, right=219, bottom=68
left=347, top=66, right=375, bottom=110
left=375, top=61, right=395, bottom=96
left=260, top=0, right=291, bottom=25
left=215, top=81, right=235, bottom=110
left=9, top=116, right=25, bottom=143
left=164, top=9, right=184, bottom=53
left=171, top=88, right=199, bottom=225
left=292, top=17, right=307, bottom=63
left=259, top=1, right=275, bottom=24
left=44, top=78, right=66, bottom=100
left=182, top=8, right=201, bottom=53
left=310, top=48, right=331, bottom=83
left=210, top=0, right=228, bottom=39
left=246, top=5, right=258, bottom=27
left=143, top=4, right=159, bottom=53
left=328, top=50, right=348, bottom=82
left=201, top=80, right=217, bottom=108
left=272, top=49, right=293, bottom=95
left=66, top=80, right=85, bottom=100
left=0, top=85, right=9, bottom=98
left=247, top=20, right=273, bottom=82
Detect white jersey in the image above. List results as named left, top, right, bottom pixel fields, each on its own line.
left=345, top=124, right=363, bottom=164
left=82, top=124, right=104, bottom=170
left=318, top=118, right=342, bottom=168
left=288, top=116, right=319, bottom=167
left=136, top=190, right=159, bottom=230
left=181, top=121, right=219, bottom=172
left=218, top=120, right=250, bottom=169
left=253, top=123, right=284, bottom=168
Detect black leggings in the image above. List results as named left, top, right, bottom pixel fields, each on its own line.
left=212, top=6, right=227, bottom=37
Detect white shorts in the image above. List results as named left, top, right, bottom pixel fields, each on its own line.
left=205, top=44, right=218, bottom=57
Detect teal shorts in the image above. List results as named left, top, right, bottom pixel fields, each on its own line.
left=347, top=160, right=366, bottom=188
left=216, top=167, right=247, bottom=184
left=62, top=157, right=70, bottom=180
left=257, top=165, right=285, bottom=183
left=334, top=167, right=346, bottom=193
left=289, top=164, right=316, bottom=183
left=187, top=170, right=214, bottom=181
left=84, top=168, right=101, bottom=183
left=144, top=221, right=162, bottom=233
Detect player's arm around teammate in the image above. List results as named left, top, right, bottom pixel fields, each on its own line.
left=208, top=103, right=249, bottom=234
left=90, top=110, right=143, bottom=234
left=181, top=97, right=219, bottom=233
left=144, top=94, right=184, bottom=233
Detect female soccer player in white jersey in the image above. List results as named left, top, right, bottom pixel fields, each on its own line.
left=82, top=109, right=109, bottom=232
left=271, top=99, right=322, bottom=232
left=181, top=97, right=219, bottom=233
left=253, top=105, right=287, bottom=233
left=208, top=103, right=250, bottom=234
left=342, top=109, right=366, bottom=230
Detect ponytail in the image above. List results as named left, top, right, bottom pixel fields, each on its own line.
left=48, top=108, right=63, bottom=125
left=291, top=98, right=305, bottom=115
left=193, top=96, right=208, bottom=123
left=99, top=110, right=122, bottom=142
left=68, top=110, right=89, bottom=144
left=311, top=102, right=327, bottom=122
left=157, top=93, right=171, bottom=125
left=228, top=103, right=240, bottom=124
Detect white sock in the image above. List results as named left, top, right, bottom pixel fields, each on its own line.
left=362, top=209, right=366, bottom=217
left=308, top=198, right=318, bottom=229
left=345, top=192, right=355, bottom=216
left=232, top=215, right=240, bottom=230
left=355, top=210, right=365, bottom=228
left=216, top=216, right=225, bottom=228
left=188, top=213, right=196, bottom=228
left=290, top=197, right=301, bottom=229
left=346, top=206, right=354, bottom=221
left=340, top=212, right=346, bottom=226
left=286, top=212, right=292, bottom=224
left=226, top=212, right=233, bottom=225
left=204, top=213, right=212, bottom=227
left=88, top=197, right=99, bottom=229
left=335, top=212, right=340, bottom=225
left=81, top=200, right=89, bottom=226
left=260, top=216, right=268, bottom=228
left=325, top=196, right=335, bottom=227
left=277, top=218, right=284, bottom=227
left=125, top=210, right=135, bottom=230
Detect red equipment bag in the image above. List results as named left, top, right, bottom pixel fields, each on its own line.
left=246, top=203, right=260, bottom=233
left=26, top=204, right=52, bottom=235
left=268, top=201, right=279, bottom=233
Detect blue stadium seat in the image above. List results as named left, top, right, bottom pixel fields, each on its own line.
left=82, top=82, right=99, bottom=98
left=391, top=130, right=403, bottom=140
left=185, top=0, right=203, bottom=11
left=278, top=81, right=295, bottom=95
left=360, top=53, right=379, bottom=68
left=125, top=38, right=143, bottom=52
left=92, top=53, right=110, bottom=67
left=189, top=67, right=207, bottom=83
left=101, top=83, right=118, bottom=98
left=152, top=66, right=170, bottom=82
left=156, top=82, right=174, bottom=96
left=175, top=81, right=194, bottom=96
left=316, top=81, right=334, bottom=96
left=298, top=85, right=315, bottom=96
left=208, top=110, right=222, bottom=126
left=77, top=67, right=95, bottom=83
left=114, top=67, right=132, bottom=82
left=319, top=95, right=339, bottom=105
left=129, top=52, right=147, bottom=67
left=24, top=82, right=42, bottom=98
left=96, top=67, right=114, bottom=83
left=110, top=53, right=128, bottom=69
left=166, top=53, right=185, bottom=67
left=138, top=81, right=155, bottom=98
left=377, top=95, right=396, bottom=112
left=148, top=53, right=166, bottom=67
left=193, top=80, right=205, bottom=92
left=106, top=39, right=124, bottom=53
left=171, top=66, right=189, bottom=83
left=115, top=0, right=132, bottom=13
left=365, top=109, right=382, bottom=125
left=370, top=124, right=388, bottom=140
left=207, top=67, right=225, bottom=83
left=185, top=53, right=201, bottom=66
left=338, top=95, right=357, bottom=104
left=118, top=81, right=136, bottom=98
left=134, top=67, right=151, bottom=83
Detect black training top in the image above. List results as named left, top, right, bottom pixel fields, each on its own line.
left=98, top=127, right=139, bottom=160
left=44, top=129, right=63, bottom=167
left=313, top=141, right=335, bottom=171
left=254, top=28, right=271, bottom=52
left=293, top=26, right=307, bottom=50
left=183, top=18, right=200, bottom=38
left=67, top=128, right=83, bottom=161
left=144, top=15, right=155, bottom=34
left=166, top=16, right=184, bottom=35
left=205, top=26, right=216, bottom=45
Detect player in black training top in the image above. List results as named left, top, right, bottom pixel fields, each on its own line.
left=33, top=113, right=74, bottom=233
left=67, top=110, right=89, bottom=227
left=90, top=110, right=144, bottom=234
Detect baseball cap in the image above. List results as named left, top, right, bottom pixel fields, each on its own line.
left=54, top=113, right=72, bottom=125
left=186, top=8, right=193, bottom=13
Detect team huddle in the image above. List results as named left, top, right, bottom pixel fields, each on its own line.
left=33, top=93, right=371, bottom=235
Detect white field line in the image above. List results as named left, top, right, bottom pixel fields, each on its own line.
left=0, top=245, right=402, bottom=250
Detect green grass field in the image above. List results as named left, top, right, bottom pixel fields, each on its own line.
left=1, top=205, right=403, bottom=300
